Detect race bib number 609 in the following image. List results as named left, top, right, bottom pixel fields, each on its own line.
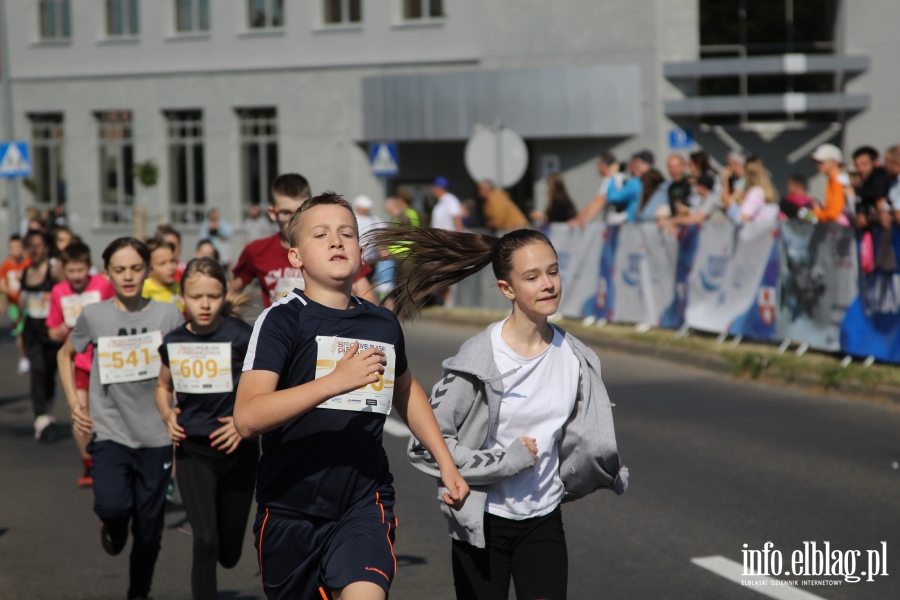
left=314, top=336, right=395, bottom=415
left=167, top=342, right=233, bottom=394
left=97, top=331, right=163, bottom=385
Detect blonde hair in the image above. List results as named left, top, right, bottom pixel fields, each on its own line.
left=744, top=158, right=779, bottom=204
left=180, top=258, right=249, bottom=319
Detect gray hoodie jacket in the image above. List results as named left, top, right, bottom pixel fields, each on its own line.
left=407, top=322, right=628, bottom=548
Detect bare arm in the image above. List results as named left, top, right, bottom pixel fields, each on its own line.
left=57, top=340, right=92, bottom=435
left=392, top=370, right=470, bottom=509
left=572, top=193, right=607, bottom=226
left=453, top=215, right=465, bottom=232
left=154, top=364, right=185, bottom=445
left=233, top=342, right=386, bottom=439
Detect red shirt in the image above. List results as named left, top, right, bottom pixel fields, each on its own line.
left=46, top=274, right=115, bottom=372
left=232, top=234, right=303, bottom=308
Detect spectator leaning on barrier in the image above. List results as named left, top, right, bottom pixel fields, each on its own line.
left=885, top=146, right=900, bottom=220
left=667, top=174, right=725, bottom=229
left=478, top=180, right=529, bottom=231
left=666, top=154, right=691, bottom=218
left=605, top=150, right=654, bottom=223
left=730, top=156, right=780, bottom=223
left=636, top=169, right=669, bottom=222
left=780, top=173, right=816, bottom=219
left=531, top=172, right=578, bottom=223
left=810, top=144, right=848, bottom=224
left=570, top=152, right=623, bottom=226
left=726, top=151, right=747, bottom=195
left=853, top=145, right=893, bottom=230
left=688, top=150, right=720, bottom=207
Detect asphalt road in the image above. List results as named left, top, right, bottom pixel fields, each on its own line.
left=1, top=319, right=898, bottom=599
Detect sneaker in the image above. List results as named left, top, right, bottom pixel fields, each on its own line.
left=100, top=523, right=127, bottom=556
left=165, top=479, right=177, bottom=509
left=17, top=357, right=30, bottom=375
left=78, top=457, right=93, bottom=487
left=34, top=415, right=53, bottom=441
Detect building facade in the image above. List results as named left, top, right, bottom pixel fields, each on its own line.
left=1, top=1, right=895, bottom=256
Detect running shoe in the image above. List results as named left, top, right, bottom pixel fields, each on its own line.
left=100, top=523, right=127, bottom=556
left=78, top=457, right=93, bottom=487
left=165, top=478, right=177, bottom=509
left=17, top=357, right=30, bottom=375
left=34, top=415, right=54, bottom=441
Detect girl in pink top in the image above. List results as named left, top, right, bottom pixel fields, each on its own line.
left=738, top=157, right=781, bottom=222
left=46, top=243, right=115, bottom=487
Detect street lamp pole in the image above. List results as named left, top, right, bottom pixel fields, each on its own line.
left=0, top=0, right=20, bottom=232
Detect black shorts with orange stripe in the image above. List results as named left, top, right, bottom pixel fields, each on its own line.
left=253, top=488, right=398, bottom=600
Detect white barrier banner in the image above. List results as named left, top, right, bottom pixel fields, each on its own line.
left=612, top=223, right=648, bottom=323
left=558, top=221, right=606, bottom=318
left=640, top=223, right=679, bottom=326
left=685, top=220, right=736, bottom=332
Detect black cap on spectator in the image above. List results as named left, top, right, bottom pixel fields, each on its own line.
left=633, top=150, right=655, bottom=166
left=696, top=174, right=715, bottom=190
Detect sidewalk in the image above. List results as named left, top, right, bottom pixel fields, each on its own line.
left=418, top=307, right=900, bottom=405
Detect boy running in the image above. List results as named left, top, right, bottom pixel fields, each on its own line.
left=143, top=237, right=184, bottom=313
left=0, top=233, right=31, bottom=374
left=46, top=242, right=115, bottom=485
left=230, top=174, right=311, bottom=307
left=234, top=192, right=469, bottom=600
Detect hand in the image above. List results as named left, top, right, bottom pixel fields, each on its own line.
left=162, top=408, right=185, bottom=445
left=70, top=401, right=93, bottom=436
left=327, top=341, right=386, bottom=396
left=520, top=436, right=538, bottom=462
left=48, top=324, right=70, bottom=343
left=210, top=416, right=242, bottom=454
left=440, top=467, right=470, bottom=511
left=879, top=209, right=893, bottom=229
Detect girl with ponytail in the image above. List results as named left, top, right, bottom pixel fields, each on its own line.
left=364, top=227, right=629, bottom=599
left=154, top=258, right=257, bottom=600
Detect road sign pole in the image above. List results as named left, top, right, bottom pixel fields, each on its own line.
left=0, top=0, right=20, bottom=232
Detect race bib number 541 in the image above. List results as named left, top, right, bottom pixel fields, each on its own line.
left=97, top=331, right=163, bottom=385
left=167, top=342, right=233, bottom=394
left=314, top=336, right=395, bottom=415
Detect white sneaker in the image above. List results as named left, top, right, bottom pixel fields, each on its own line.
left=34, top=414, right=52, bottom=440
left=17, top=358, right=30, bottom=375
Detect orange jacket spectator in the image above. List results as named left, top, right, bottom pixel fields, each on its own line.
left=812, top=173, right=846, bottom=223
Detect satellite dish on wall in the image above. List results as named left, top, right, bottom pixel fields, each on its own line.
left=464, top=124, right=529, bottom=188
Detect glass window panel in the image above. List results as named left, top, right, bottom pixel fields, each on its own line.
left=198, top=0, right=210, bottom=30
left=34, top=147, right=51, bottom=204
left=176, top=0, right=192, bottom=31
left=272, top=0, right=284, bottom=27
left=324, top=0, right=341, bottom=24
left=40, top=1, right=56, bottom=38
left=123, top=144, right=134, bottom=197
left=266, top=142, right=279, bottom=201
left=193, top=144, right=205, bottom=205
left=60, top=0, right=71, bottom=37
left=128, top=0, right=139, bottom=34
left=170, top=145, right=187, bottom=206
left=107, top=0, right=123, bottom=36
left=403, top=0, right=422, bottom=20
left=429, top=0, right=443, bottom=18
left=249, top=0, right=266, bottom=28
left=349, top=0, right=361, bottom=23
left=244, top=143, right=261, bottom=206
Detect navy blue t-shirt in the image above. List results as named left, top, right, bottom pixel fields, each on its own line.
left=243, top=291, right=408, bottom=520
left=159, top=316, right=253, bottom=437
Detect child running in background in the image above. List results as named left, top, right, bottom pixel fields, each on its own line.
left=46, top=242, right=115, bottom=486
left=0, top=233, right=32, bottom=375
left=157, top=224, right=187, bottom=282
left=58, top=237, right=184, bottom=600
left=20, top=230, right=63, bottom=441
left=233, top=192, right=469, bottom=600
left=143, top=237, right=185, bottom=313
left=155, top=258, right=257, bottom=600
left=365, top=226, right=629, bottom=600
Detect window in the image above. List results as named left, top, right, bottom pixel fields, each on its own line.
left=248, top=0, right=284, bottom=29
left=29, top=114, right=65, bottom=208
left=97, top=111, right=134, bottom=225
left=237, top=108, right=278, bottom=208
left=39, top=0, right=71, bottom=39
left=166, top=111, right=205, bottom=225
left=402, top=0, right=443, bottom=20
left=175, top=0, right=209, bottom=33
left=323, top=0, right=361, bottom=25
left=107, top=0, right=139, bottom=36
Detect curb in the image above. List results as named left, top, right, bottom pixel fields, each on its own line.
left=416, top=309, right=900, bottom=407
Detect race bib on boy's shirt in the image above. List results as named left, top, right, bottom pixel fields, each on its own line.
left=274, top=276, right=305, bottom=300
left=61, top=290, right=103, bottom=328
left=21, top=291, right=50, bottom=319
left=97, top=331, right=163, bottom=384
left=314, top=336, right=395, bottom=415
left=167, top=342, right=233, bottom=394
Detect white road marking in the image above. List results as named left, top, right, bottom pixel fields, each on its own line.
left=692, top=556, right=829, bottom=600
left=383, top=417, right=411, bottom=438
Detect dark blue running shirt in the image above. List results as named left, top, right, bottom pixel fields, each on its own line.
left=159, top=316, right=253, bottom=437
left=243, top=290, right=408, bottom=520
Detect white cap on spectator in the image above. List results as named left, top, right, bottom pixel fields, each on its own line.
left=811, top=143, right=843, bottom=163
left=354, top=195, right=373, bottom=210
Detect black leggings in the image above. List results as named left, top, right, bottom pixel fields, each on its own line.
left=451, top=506, right=568, bottom=600
left=22, top=319, right=60, bottom=418
left=175, top=437, right=259, bottom=600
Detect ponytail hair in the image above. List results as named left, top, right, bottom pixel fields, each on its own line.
left=363, top=226, right=555, bottom=317
left=179, top=257, right=249, bottom=319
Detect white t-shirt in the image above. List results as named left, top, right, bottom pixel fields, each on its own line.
left=486, top=321, right=580, bottom=520
left=431, top=192, right=463, bottom=231
left=740, top=186, right=780, bottom=222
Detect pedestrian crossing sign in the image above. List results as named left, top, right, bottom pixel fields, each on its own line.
left=0, top=142, right=31, bottom=178
left=369, top=142, right=399, bottom=177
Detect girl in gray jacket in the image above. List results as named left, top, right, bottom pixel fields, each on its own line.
left=364, top=227, right=628, bottom=600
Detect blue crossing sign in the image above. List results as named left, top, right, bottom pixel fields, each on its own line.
left=369, top=143, right=399, bottom=177
left=0, top=142, right=31, bottom=178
